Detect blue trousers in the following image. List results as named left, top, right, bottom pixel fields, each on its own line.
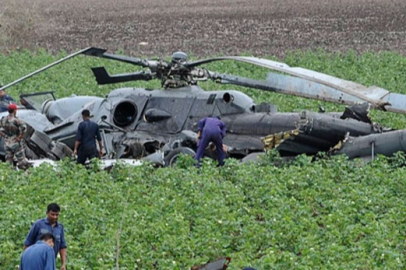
left=195, top=130, right=225, bottom=166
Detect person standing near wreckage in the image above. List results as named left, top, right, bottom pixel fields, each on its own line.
left=73, top=109, right=103, bottom=165
left=0, top=86, right=15, bottom=112
left=0, top=103, right=29, bottom=169
left=194, top=116, right=227, bottom=166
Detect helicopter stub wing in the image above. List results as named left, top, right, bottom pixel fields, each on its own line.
left=189, top=56, right=406, bottom=114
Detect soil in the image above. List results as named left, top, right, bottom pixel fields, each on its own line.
left=1, top=0, right=405, bottom=58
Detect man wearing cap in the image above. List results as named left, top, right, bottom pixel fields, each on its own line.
left=73, top=109, right=103, bottom=165
left=0, top=103, right=28, bottom=169
left=194, top=116, right=227, bottom=166
left=0, top=86, right=15, bottom=112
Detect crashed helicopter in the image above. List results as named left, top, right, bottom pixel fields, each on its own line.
left=1, top=47, right=406, bottom=166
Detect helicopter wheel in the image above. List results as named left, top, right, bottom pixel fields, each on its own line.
left=164, top=147, right=196, bottom=167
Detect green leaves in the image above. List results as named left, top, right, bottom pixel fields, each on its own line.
left=0, top=155, right=406, bottom=268
left=2, top=50, right=406, bottom=268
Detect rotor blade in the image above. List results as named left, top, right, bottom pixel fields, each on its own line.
left=81, top=47, right=107, bottom=56
left=192, top=56, right=406, bottom=114
left=84, top=48, right=149, bottom=67
left=211, top=70, right=406, bottom=114
left=91, top=67, right=152, bottom=85
left=0, top=47, right=95, bottom=91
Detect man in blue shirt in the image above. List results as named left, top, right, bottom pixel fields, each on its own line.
left=20, top=232, right=56, bottom=270
left=23, top=203, right=67, bottom=270
left=194, top=116, right=227, bottom=166
left=0, top=87, right=15, bottom=112
left=73, top=109, right=103, bottom=165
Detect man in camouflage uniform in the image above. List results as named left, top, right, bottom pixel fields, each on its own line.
left=0, top=103, right=28, bottom=169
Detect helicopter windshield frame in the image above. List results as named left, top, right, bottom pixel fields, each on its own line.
left=19, top=91, right=56, bottom=111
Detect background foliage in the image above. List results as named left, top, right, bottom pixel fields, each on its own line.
left=1, top=50, right=406, bottom=269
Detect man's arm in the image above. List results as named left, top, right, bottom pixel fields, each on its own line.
left=220, top=121, right=226, bottom=138
left=59, top=226, right=67, bottom=270
left=0, top=119, right=5, bottom=137
left=74, top=123, right=83, bottom=155
left=59, top=248, right=67, bottom=270
left=196, top=130, right=202, bottom=146
left=197, top=118, right=206, bottom=131
left=98, top=140, right=103, bottom=157
left=45, top=247, right=57, bottom=270
left=23, top=222, right=38, bottom=249
left=16, top=120, right=26, bottom=142
left=5, top=95, right=15, bottom=102
left=96, top=126, right=103, bottom=157
left=73, top=140, right=80, bottom=156
left=19, top=253, right=25, bottom=270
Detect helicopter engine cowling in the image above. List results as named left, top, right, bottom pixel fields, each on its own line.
left=113, top=100, right=138, bottom=127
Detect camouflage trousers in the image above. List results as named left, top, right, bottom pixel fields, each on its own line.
left=4, top=141, right=28, bottom=169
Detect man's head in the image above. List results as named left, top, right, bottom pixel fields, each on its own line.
left=8, top=103, right=17, bottom=114
left=0, top=86, right=5, bottom=97
left=81, top=109, right=90, bottom=119
left=46, top=203, right=60, bottom=225
left=40, top=232, right=55, bottom=248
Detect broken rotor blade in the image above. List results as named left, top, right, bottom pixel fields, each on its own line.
left=191, top=56, right=406, bottom=114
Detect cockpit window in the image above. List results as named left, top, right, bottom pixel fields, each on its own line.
left=19, top=92, right=56, bottom=111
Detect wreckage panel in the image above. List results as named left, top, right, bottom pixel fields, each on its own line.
left=223, top=113, right=300, bottom=136
left=301, top=112, right=377, bottom=141
left=223, top=134, right=264, bottom=155
left=334, top=129, right=406, bottom=159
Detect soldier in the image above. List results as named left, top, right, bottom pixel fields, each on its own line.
left=0, top=103, right=29, bottom=169
left=0, top=86, right=15, bottom=112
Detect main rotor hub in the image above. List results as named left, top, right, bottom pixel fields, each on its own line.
left=171, top=51, right=188, bottom=63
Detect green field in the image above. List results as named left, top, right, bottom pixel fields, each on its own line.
left=1, top=50, right=406, bottom=269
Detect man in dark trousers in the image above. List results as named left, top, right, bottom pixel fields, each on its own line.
left=23, top=203, right=67, bottom=270
left=194, top=116, right=226, bottom=166
left=73, top=109, right=103, bottom=165
left=20, top=232, right=56, bottom=270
